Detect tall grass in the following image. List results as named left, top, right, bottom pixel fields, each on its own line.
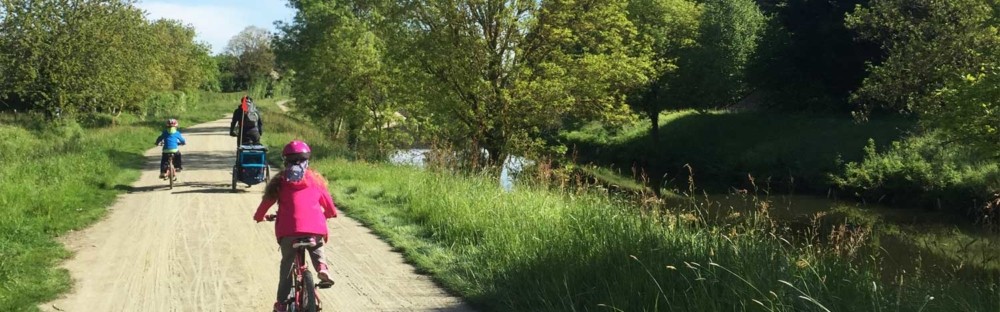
left=324, top=162, right=998, bottom=311
left=261, top=107, right=1000, bottom=312
left=0, top=91, right=239, bottom=310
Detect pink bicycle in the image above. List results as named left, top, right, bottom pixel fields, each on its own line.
left=266, top=215, right=332, bottom=312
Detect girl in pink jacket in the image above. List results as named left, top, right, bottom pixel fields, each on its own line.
left=253, top=140, right=337, bottom=312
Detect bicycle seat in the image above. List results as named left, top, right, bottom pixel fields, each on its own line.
left=292, top=237, right=317, bottom=248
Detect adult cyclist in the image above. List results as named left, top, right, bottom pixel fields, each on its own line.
left=231, top=96, right=263, bottom=145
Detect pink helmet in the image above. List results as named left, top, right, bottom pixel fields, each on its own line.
left=167, top=118, right=178, bottom=127
left=283, top=140, right=311, bottom=157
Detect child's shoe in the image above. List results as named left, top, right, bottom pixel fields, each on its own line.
left=318, top=269, right=334, bottom=288
left=273, top=302, right=287, bottom=312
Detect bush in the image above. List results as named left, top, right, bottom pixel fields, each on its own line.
left=141, top=90, right=202, bottom=119
left=832, top=133, right=1000, bottom=214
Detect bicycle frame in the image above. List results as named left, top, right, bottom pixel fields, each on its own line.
left=266, top=215, right=324, bottom=312
left=286, top=241, right=323, bottom=311
left=166, top=153, right=177, bottom=189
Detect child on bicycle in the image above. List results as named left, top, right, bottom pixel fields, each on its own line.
left=154, top=118, right=186, bottom=179
left=253, top=140, right=338, bottom=312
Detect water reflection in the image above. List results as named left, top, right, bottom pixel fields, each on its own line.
left=389, top=149, right=430, bottom=168
left=389, top=149, right=531, bottom=191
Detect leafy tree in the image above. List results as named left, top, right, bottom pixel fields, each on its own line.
left=0, top=0, right=161, bottom=115
left=214, top=54, right=240, bottom=92
left=381, top=0, right=646, bottom=165
left=847, top=0, right=1000, bottom=156
left=196, top=50, right=221, bottom=92
left=626, top=0, right=764, bottom=142
left=625, top=0, right=701, bottom=143
left=927, top=69, right=1000, bottom=157
left=149, top=19, right=216, bottom=91
left=275, top=0, right=396, bottom=154
left=846, top=0, right=1000, bottom=113
left=224, top=26, right=276, bottom=91
left=673, top=0, right=766, bottom=110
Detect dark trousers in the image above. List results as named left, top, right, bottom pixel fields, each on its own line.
left=160, top=152, right=183, bottom=173
left=241, top=128, right=261, bottom=145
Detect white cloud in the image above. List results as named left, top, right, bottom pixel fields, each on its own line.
left=138, top=2, right=251, bottom=54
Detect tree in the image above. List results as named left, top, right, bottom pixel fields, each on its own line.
left=625, top=0, right=701, bottom=143
left=846, top=0, right=1000, bottom=113
left=224, top=26, right=276, bottom=91
left=149, top=19, right=216, bottom=91
left=846, top=0, right=1000, bottom=156
left=275, top=0, right=395, bottom=154
left=0, top=0, right=161, bottom=115
left=382, top=0, right=646, bottom=165
left=672, top=0, right=766, bottom=110
left=214, top=54, right=239, bottom=92
left=929, top=68, right=1000, bottom=157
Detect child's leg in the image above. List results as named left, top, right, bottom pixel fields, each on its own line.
left=306, top=237, right=328, bottom=273
left=276, top=237, right=297, bottom=303
left=159, top=154, right=169, bottom=173
left=174, top=152, right=183, bottom=170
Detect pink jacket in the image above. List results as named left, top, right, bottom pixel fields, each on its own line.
left=254, top=171, right=338, bottom=240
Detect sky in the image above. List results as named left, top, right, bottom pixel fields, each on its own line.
left=137, top=0, right=295, bottom=55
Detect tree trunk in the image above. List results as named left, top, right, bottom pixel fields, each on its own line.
left=346, top=118, right=361, bottom=151
left=648, top=109, right=660, bottom=144
left=647, top=109, right=662, bottom=197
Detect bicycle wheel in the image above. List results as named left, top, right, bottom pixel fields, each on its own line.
left=300, top=271, right=318, bottom=312
left=231, top=165, right=238, bottom=192
left=167, top=155, right=177, bottom=190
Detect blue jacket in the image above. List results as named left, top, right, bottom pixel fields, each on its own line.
left=155, top=127, right=186, bottom=153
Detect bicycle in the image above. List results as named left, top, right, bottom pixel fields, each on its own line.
left=157, top=142, right=183, bottom=190
left=266, top=214, right=333, bottom=312
left=165, top=152, right=177, bottom=189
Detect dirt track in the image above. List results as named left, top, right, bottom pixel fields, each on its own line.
left=41, top=118, right=472, bottom=311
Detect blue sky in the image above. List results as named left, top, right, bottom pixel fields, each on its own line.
left=137, top=0, right=295, bottom=54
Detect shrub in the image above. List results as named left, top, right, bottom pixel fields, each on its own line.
left=832, top=133, right=1000, bottom=213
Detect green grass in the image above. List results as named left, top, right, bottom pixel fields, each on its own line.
left=0, top=91, right=241, bottom=311
left=261, top=107, right=1000, bottom=312
left=562, top=110, right=912, bottom=194
left=563, top=109, right=999, bottom=217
